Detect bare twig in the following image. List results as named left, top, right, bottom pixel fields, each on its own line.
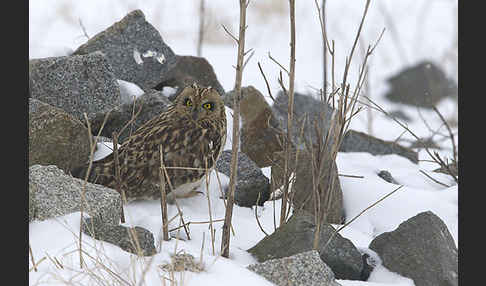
left=419, top=170, right=451, bottom=188
left=221, top=0, right=248, bottom=259
left=29, top=257, right=46, bottom=272
left=112, top=132, right=126, bottom=223
left=221, top=24, right=238, bottom=44
left=364, top=95, right=458, bottom=183
left=268, top=52, right=290, bottom=75
left=159, top=145, right=170, bottom=241
left=78, top=18, right=90, bottom=40
left=162, top=166, right=191, bottom=240
left=314, top=0, right=329, bottom=101
left=118, top=101, right=143, bottom=140
left=242, top=49, right=255, bottom=72
left=257, top=62, right=276, bottom=102
left=204, top=158, right=215, bottom=255
left=280, top=0, right=297, bottom=227
left=338, top=174, right=364, bottom=179
left=79, top=112, right=96, bottom=269
left=168, top=219, right=225, bottom=233
left=29, top=243, right=37, bottom=272
left=433, top=106, right=457, bottom=163
left=254, top=192, right=269, bottom=236
left=341, top=0, right=371, bottom=89
left=197, top=0, right=205, bottom=57
left=323, top=185, right=404, bottom=251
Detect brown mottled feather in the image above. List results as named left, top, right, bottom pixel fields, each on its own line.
left=72, top=84, right=226, bottom=201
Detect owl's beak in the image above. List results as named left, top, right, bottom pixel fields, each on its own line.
left=191, top=109, right=198, bottom=121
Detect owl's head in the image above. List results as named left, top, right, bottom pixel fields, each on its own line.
left=174, top=83, right=225, bottom=123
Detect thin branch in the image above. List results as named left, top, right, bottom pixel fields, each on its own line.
left=197, top=0, right=205, bottom=57
left=242, top=49, right=255, bottom=72
left=419, top=170, right=451, bottom=188
left=221, top=0, right=248, bottom=259
left=78, top=18, right=90, bottom=40
left=433, top=106, right=457, bottom=163
left=268, top=52, right=290, bottom=75
left=162, top=166, right=191, bottom=240
left=280, top=0, right=296, bottom=227
left=221, top=24, right=238, bottom=44
left=323, top=185, right=404, bottom=251
left=254, top=192, right=269, bottom=236
left=257, top=62, right=276, bottom=102
left=341, top=0, right=371, bottom=89
left=338, top=174, right=364, bottom=179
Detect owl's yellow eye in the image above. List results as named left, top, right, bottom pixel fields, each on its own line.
left=184, top=98, right=193, bottom=107
left=202, top=102, right=214, bottom=111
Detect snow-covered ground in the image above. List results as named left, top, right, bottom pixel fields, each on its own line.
left=29, top=1, right=458, bottom=285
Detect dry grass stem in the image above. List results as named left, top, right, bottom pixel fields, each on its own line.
left=168, top=219, right=225, bottom=233
left=159, top=145, right=170, bottom=241
left=112, top=132, right=126, bottom=223
left=303, top=0, right=383, bottom=250
left=29, top=243, right=38, bottom=272
left=78, top=18, right=90, bottom=40
left=254, top=192, right=269, bottom=236
left=204, top=159, right=216, bottom=255
left=79, top=112, right=100, bottom=269
left=338, top=174, right=364, bottom=179
left=161, top=166, right=191, bottom=240
left=197, top=0, right=205, bottom=57
left=323, top=185, right=404, bottom=251
left=433, top=106, right=457, bottom=163
left=419, top=170, right=451, bottom=188
left=364, top=95, right=458, bottom=183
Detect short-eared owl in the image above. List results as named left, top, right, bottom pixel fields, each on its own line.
left=72, top=83, right=227, bottom=201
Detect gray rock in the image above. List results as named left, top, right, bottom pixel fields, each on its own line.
left=247, top=250, right=341, bottom=286
left=29, top=98, right=91, bottom=173
left=29, top=181, right=37, bottom=223
left=272, top=149, right=344, bottom=224
left=248, top=212, right=364, bottom=280
left=154, top=55, right=225, bottom=99
left=339, top=129, right=418, bottom=164
left=215, top=151, right=270, bottom=207
left=271, top=91, right=334, bottom=148
left=29, top=165, right=122, bottom=224
left=82, top=217, right=156, bottom=256
left=73, top=10, right=177, bottom=91
left=29, top=52, right=121, bottom=122
left=385, top=61, right=458, bottom=108
left=377, top=170, right=399, bottom=185
left=369, top=211, right=458, bottom=286
left=231, top=86, right=286, bottom=168
left=88, top=89, right=171, bottom=143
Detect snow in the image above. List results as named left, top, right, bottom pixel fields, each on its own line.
left=29, top=0, right=457, bottom=285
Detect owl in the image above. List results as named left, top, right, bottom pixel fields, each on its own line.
left=72, top=83, right=227, bottom=202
